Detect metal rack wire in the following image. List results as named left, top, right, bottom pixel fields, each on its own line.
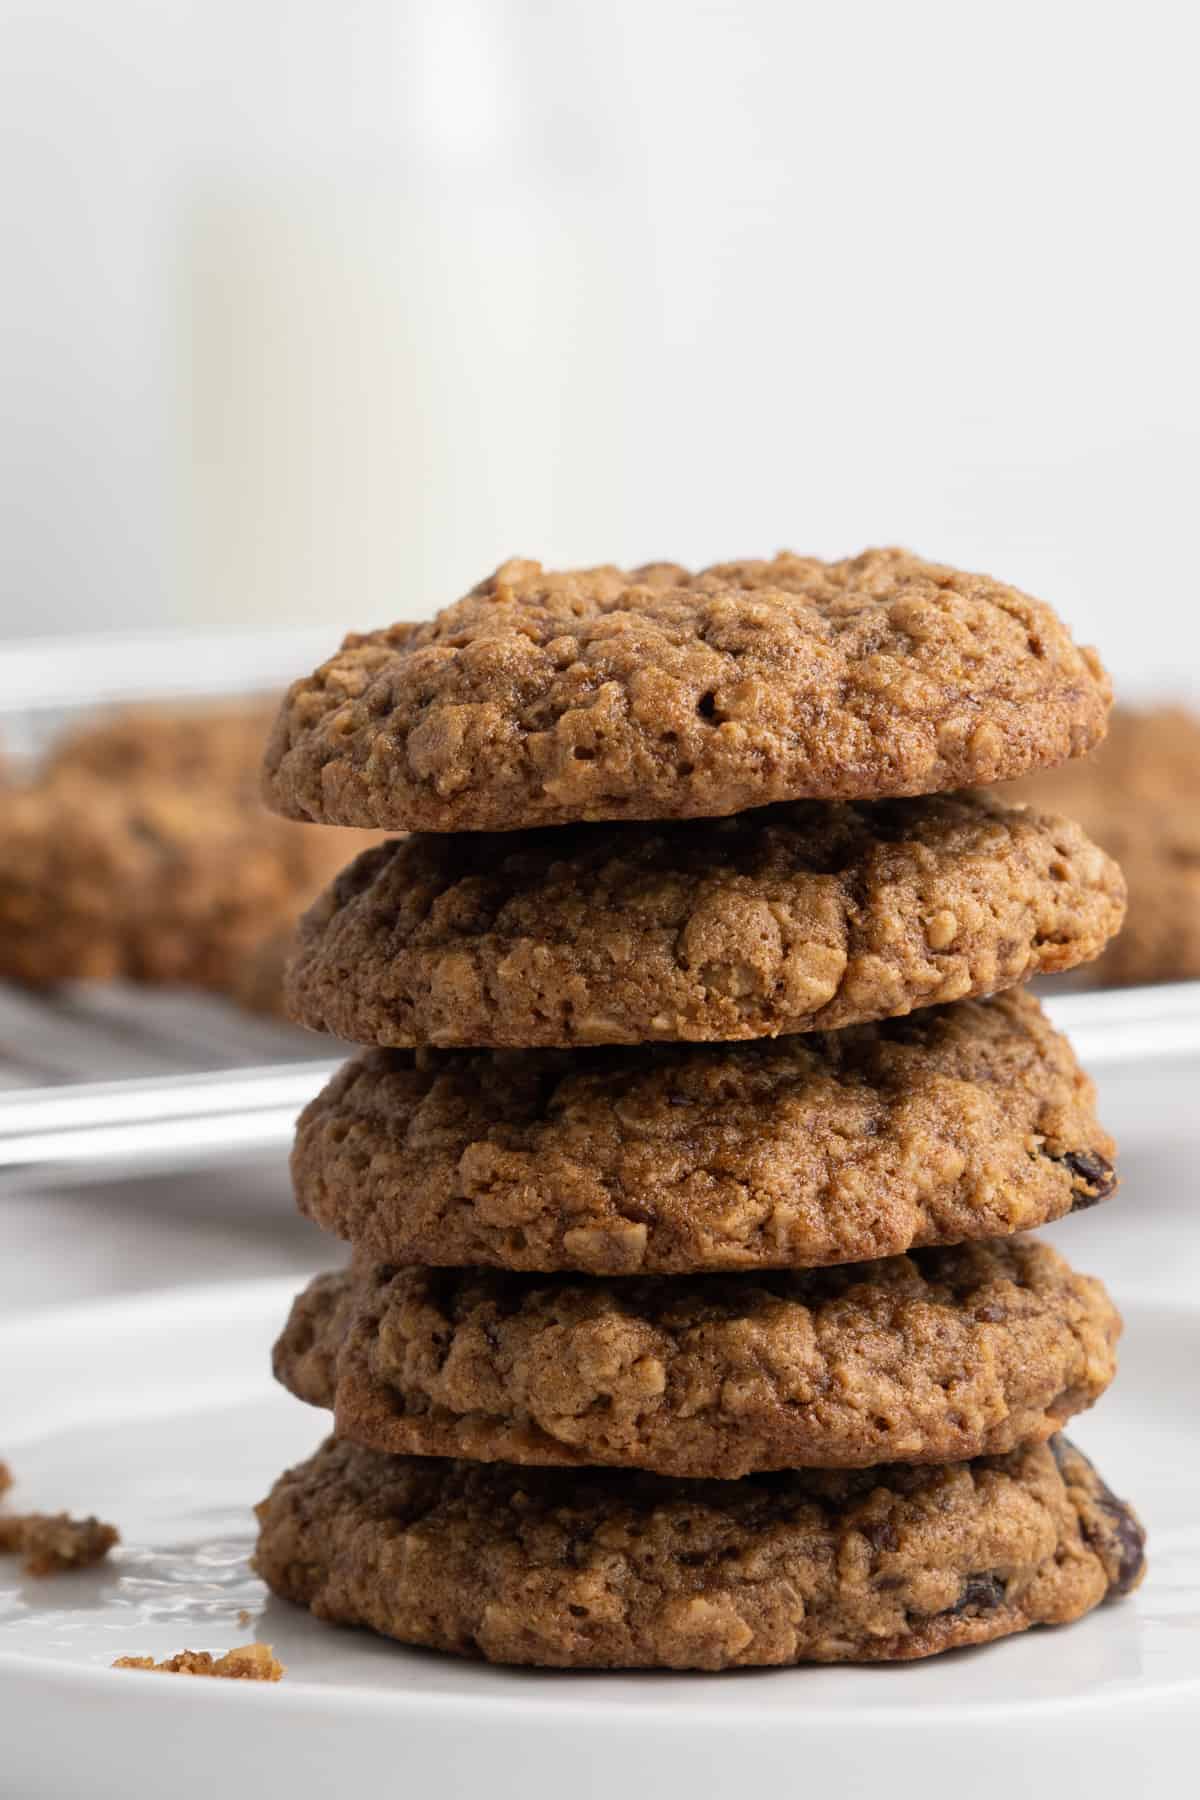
left=0, top=984, right=336, bottom=1192
left=0, top=625, right=348, bottom=1191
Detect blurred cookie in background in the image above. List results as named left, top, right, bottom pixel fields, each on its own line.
left=46, top=702, right=278, bottom=796
left=227, top=924, right=298, bottom=1022
left=1004, top=707, right=1200, bottom=989
left=0, top=773, right=353, bottom=994
left=0, top=702, right=379, bottom=1018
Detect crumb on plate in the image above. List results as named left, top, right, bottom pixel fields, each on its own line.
left=0, top=1509, right=119, bottom=1576
left=112, top=1642, right=284, bottom=1681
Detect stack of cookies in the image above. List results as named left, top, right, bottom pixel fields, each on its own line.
left=254, top=549, right=1145, bottom=1671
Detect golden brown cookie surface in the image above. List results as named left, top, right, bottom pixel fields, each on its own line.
left=291, top=990, right=1115, bottom=1274
left=274, top=1240, right=1119, bottom=1478
left=284, top=794, right=1124, bottom=1047
left=253, top=1435, right=1144, bottom=1669
left=263, top=550, right=1111, bottom=832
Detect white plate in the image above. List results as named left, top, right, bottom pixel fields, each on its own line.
left=1, top=1280, right=1196, bottom=1800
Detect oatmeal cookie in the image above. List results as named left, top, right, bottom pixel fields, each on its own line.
left=274, top=1240, right=1119, bottom=1478
left=263, top=551, right=1110, bottom=832
left=253, top=1434, right=1143, bottom=1668
left=291, top=989, right=1115, bottom=1274
left=284, top=794, right=1124, bottom=1047
left=49, top=702, right=277, bottom=797
left=0, top=773, right=361, bottom=992
left=1004, top=706, right=1200, bottom=988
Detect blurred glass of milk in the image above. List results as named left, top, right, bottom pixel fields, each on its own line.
left=181, top=1, right=645, bottom=631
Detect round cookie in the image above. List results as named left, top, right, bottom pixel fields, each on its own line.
left=274, top=1239, right=1119, bottom=1479
left=253, top=1434, right=1144, bottom=1669
left=48, top=701, right=278, bottom=797
left=291, top=989, right=1116, bottom=1275
left=262, top=550, right=1111, bottom=832
left=1004, top=705, right=1200, bottom=989
left=0, top=772, right=366, bottom=993
left=284, top=793, right=1124, bottom=1048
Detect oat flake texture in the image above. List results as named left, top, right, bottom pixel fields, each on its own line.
left=253, top=1435, right=1144, bottom=1669
left=273, top=1239, right=1119, bottom=1479
left=290, top=989, right=1116, bottom=1274
left=262, top=550, right=1111, bottom=832
left=283, top=794, right=1124, bottom=1048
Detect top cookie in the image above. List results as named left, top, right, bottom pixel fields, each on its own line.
left=262, top=550, right=1111, bottom=832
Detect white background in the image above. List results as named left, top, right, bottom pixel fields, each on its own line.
left=1, top=0, right=1197, bottom=698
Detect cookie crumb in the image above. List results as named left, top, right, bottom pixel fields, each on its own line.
left=113, top=1641, right=284, bottom=1681
left=236, top=1608, right=255, bottom=1629
left=0, top=1510, right=119, bottom=1576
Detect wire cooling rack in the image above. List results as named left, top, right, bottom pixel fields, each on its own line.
left=0, top=625, right=345, bottom=1191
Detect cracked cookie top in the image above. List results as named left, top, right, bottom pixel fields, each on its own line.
left=291, top=989, right=1116, bottom=1274
left=283, top=793, right=1124, bottom=1047
left=274, top=1238, right=1120, bottom=1479
left=262, top=550, right=1111, bottom=832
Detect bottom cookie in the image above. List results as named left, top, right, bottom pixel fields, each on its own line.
left=253, top=1435, right=1143, bottom=1670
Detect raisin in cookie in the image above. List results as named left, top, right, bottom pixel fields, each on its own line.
left=253, top=1434, right=1143, bottom=1669
left=274, top=1239, right=1119, bottom=1478
left=291, top=989, right=1115, bottom=1274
